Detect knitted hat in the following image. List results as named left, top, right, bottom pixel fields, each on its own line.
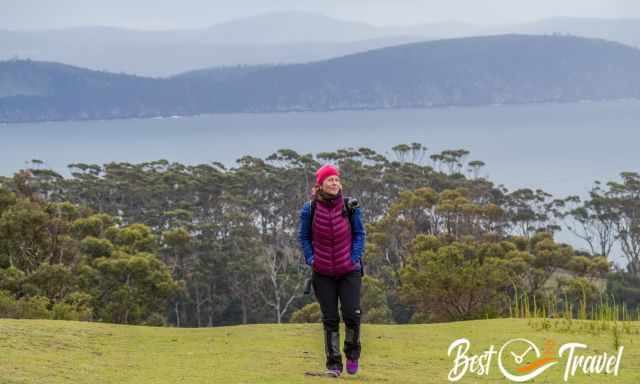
left=315, top=164, right=340, bottom=186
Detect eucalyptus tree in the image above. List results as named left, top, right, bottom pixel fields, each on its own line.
left=502, top=188, right=562, bottom=237
left=467, top=160, right=486, bottom=180
left=563, top=182, right=617, bottom=259
left=229, top=154, right=305, bottom=323
left=8, top=143, right=593, bottom=325
left=430, top=149, right=470, bottom=175
left=0, top=179, right=180, bottom=324
left=607, top=172, right=640, bottom=275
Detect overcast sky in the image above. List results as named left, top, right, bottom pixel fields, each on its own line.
left=2, top=0, right=640, bottom=30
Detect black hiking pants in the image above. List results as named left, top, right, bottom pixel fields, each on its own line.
left=312, top=269, right=362, bottom=370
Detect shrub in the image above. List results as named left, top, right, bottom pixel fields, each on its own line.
left=0, top=290, right=18, bottom=318
left=290, top=302, right=322, bottom=323
left=52, top=302, right=92, bottom=321
left=16, top=296, right=51, bottom=319
left=409, top=311, right=433, bottom=324
left=141, top=312, right=167, bottom=327
left=362, top=276, right=394, bottom=323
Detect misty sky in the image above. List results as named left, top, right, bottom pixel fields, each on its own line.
left=3, top=0, right=640, bottom=30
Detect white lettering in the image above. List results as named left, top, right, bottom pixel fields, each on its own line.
left=559, top=342, right=587, bottom=381
left=448, top=338, right=471, bottom=382
left=447, top=338, right=496, bottom=382
left=448, top=338, right=624, bottom=383
left=559, top=343, right=624, bottom=381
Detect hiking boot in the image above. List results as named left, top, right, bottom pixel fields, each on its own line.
left=325, top=367, right=342, bottom=377
left=344, top=325, right=361, bottom=374
left=324, top=330, right=343, bottom=373
left=346, top=359, right=359, bottom=374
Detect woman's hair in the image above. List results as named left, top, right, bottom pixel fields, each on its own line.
left=310, top=184, right=320, bottom=199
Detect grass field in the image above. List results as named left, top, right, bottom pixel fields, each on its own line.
left=0, top=318, right=638, bottom=383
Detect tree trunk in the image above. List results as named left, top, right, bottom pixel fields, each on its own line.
left=241, top=297, right=248, bottom=324
left=195, top=284, right=202, bottom=328
left=174, top=301, right=181, bottom=327
left=207, top=283, right=215, bottom=327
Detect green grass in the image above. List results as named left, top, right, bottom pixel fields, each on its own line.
left=0, top=318, right=639, bottom=383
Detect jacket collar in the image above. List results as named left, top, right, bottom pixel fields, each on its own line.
left=316, top=189, right=342, bottom=207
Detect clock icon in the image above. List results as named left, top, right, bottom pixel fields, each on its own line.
left=498, top=338, right=558, bottom=382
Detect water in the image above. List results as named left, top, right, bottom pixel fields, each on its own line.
left=2, top=100, right=638, bottom=265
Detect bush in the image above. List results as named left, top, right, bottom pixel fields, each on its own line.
left=0, top=266, right=25, bottom=292
left=52, top=302, right=80, bottom=320
left=362, top=276, right=394, bottom=324
left=17, top=296, right=52, bottom=319
left=409, top=311, right=433, bottom=324
left=364, top=307, right=394, bottom=324
left=141, top=312, right=167, bottom=327
left=290, top=302, right=322, bottom=323
left=1, top=291, right=55, bottom=320
left=0, top=290, right=18, bottom=318
left=52, top=302, right=92, bottom=321
left=400, top=242, right=512, bottom=322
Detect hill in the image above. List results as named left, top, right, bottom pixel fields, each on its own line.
left=2, top=15, right=640, bottom=76
left=0, top=12, right=411, bottom=76
left=2, top=35, right=640, bottom=122
left=203, top=34, right=640, bottom=112
left=510, top=17, right=640, bottom=49
left=0, top=318, right=637, bottom=383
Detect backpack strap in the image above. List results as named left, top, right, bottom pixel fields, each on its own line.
left=342, top=197, right=350, bottom=218
left=343, top=196, right=364, bottom=277
left=309, top=199, right=316, bottom=221
left=308, top=200, right=316, bottom=241
left=342, top=196, right=359, bottom=219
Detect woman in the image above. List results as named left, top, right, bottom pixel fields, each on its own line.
left=298, top=164, right=366, bottom=377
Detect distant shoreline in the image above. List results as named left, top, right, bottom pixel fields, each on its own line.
left=2, top=98, right=639, bottom=126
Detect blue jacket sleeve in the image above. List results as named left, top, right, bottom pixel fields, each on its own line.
left=350, top=207, right=366, bottom=264
left=298, top=202, right=314, bottom=266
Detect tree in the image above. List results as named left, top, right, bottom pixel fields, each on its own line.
left=361, top=276, right=394, bottom=323
left=399, top=235, right=512, bottom=321
left=564, top=184, right=617, bottom=259
left=220, top=210, right=263, bottom=324
left=0, top=197, right=51, bottom=272
left=160, top=226, right=191, bottom=326
left=84, top=250, right=181, bottom=324
left=0, top=182, right=181, bottom=324
left=503, top=188, right=561, bottom=237
left=467, top=160, right=486, bottom=180
left=7, top=143, right=632, bottom=326
left=607, top=172, right=640, bottom=276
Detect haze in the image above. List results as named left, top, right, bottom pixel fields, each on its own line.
left=3, top=0, right=640, bottom=30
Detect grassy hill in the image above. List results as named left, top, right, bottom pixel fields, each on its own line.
left=0, top=318, right=638, bottom=383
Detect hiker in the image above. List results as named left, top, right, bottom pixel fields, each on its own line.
left=298, top=164, right=366, bottom=377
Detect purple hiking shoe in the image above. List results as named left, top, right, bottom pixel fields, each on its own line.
left=346, top=359, right=359, bottom=375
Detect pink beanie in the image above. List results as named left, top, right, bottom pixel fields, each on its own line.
left=315, top=164, right=340, bottom=185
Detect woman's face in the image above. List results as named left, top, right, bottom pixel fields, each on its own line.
left=321, top=175, right=341, bottom=195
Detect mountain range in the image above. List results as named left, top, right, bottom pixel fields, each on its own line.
left=2, top=34, right=640, bottom=123
left=2, top=13, right=640, bottom=76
